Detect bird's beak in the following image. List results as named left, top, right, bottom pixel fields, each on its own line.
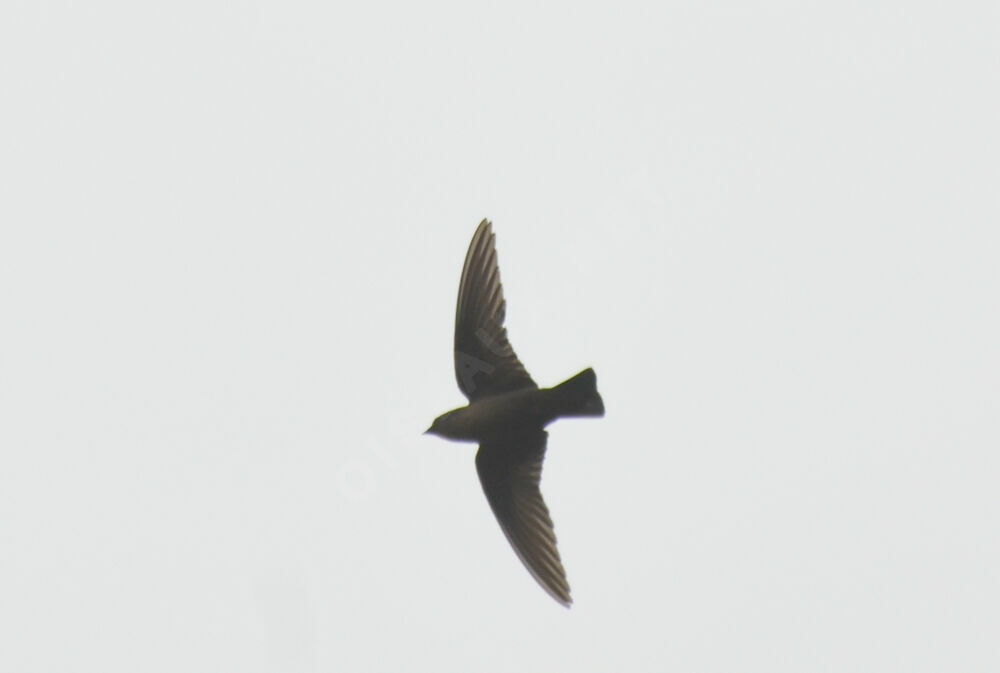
left=423, top=426, right=433, bottom=435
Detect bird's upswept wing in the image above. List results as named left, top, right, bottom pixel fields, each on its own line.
left=454, top=219, right=536, bottom=401
left=475, top=430, right=572, bottom=606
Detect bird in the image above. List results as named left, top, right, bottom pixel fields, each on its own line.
left=425, top=219, right=604, bottom=606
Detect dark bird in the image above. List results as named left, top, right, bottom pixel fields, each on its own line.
left=425, top=219, right=604, bottom=606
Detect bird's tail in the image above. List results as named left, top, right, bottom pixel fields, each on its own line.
left=548, top=368, right=604, bottom=418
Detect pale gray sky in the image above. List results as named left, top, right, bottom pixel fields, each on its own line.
left=2, top=1, right=997, bottom=671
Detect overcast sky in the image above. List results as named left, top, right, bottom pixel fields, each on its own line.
left=2, top=2, right=998, bottom=671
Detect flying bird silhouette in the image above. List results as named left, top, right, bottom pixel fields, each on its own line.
left=425, top=219, right=604, bottom=606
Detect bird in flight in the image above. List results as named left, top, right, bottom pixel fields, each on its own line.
left=425, top=219, right=604, bottom=606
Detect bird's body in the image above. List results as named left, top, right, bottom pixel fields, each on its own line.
left=425, top=219, right=603, bottom=607
left=429, top=388, right=550, bottom=440
left=429, top=368, right=601, bottom=441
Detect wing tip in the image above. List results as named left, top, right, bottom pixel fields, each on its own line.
left=553, top=590, right=573, bottom=608
left=474, top=218, right=493, bottom=241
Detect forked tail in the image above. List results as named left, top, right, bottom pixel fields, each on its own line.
left=549, top=368, right=604, bottom=418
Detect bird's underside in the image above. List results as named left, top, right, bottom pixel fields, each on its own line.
left=429, top=219, right=601, bottom=606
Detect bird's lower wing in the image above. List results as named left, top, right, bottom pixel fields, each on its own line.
left=475, top=430, right=571, bottom=606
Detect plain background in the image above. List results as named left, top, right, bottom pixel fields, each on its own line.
left=2, top=1, right=997, bottom=671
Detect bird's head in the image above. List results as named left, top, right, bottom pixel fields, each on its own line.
left=424, top=409, right=465, bottom=439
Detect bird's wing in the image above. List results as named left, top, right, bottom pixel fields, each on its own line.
left=454, top=219, right=537, bottom=401
left=475, top=430, right=571, bottom=606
